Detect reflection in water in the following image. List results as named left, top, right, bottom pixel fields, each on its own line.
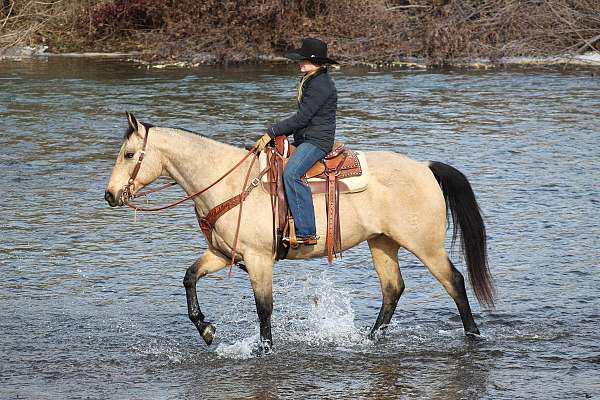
left=435, top=343, right=493, bottom=400
left=1, top=57, right=599, bottom=399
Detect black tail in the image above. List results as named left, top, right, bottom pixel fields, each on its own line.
left=428, top=161, right=495, bottom=308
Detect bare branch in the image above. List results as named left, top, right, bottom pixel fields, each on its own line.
left=577, top=33, right=600, bottom=53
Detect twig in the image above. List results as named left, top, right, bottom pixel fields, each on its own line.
left=386, top=5, right=428, bottom=11
left=577, top=33, right=600, bottom=53
left=2, top=11, right=58, bottom=21
left=0, top=31, right=18, bottom=39
left=1, top=0, right=14, bottom=30
left=0, top=17, right=47, bottom=51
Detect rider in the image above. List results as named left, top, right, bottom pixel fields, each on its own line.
left=255, top=37, right=338, bottom=246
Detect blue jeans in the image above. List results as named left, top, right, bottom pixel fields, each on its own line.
left=283, top=142, right=327, bottom=237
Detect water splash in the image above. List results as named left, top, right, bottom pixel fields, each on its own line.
left=215, top=333, right=260, bottom=360
left=214, top=271, right=372, bottom=359
left=299, top=271, right=367, bottom=346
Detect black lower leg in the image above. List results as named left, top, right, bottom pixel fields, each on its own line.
left=369, top=282, right=405, bottom=338
left=183, top=267, right=215, bottom=344
left=254, top=293, right=273, bottom=350
left=448, top=259, right=480, bottom=335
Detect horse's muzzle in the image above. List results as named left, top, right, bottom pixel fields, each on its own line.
left=104, top=190, right=121, bottom=207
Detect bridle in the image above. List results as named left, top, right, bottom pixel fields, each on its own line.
left=120, top=125, right=150, bottom=205
left=118, top=126, right=273, bottom=270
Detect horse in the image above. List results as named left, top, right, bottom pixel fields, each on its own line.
left=104, top=113, right=495, bottom=351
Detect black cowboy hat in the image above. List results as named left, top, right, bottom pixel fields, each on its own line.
left=286, top=38, right=338, bottom=65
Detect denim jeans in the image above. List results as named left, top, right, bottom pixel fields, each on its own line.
left=283, top=142, right=327, bottom=237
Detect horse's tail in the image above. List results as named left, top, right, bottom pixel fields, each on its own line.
left=428, top=161, right=495, bottom=308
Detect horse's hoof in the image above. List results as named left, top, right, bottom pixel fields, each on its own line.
left=367, top=325, right=388, bottom=341
left=251, top=339, right=272, bottom=356
left=199, top=322, right=216, bottom=345
left=465, top=330, right=483, bottom=341
left=261, top=339, right=272, bottom=355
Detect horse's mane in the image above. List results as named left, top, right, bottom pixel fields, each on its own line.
left=159, top=125, right=242, bottom=152
left=123, top=120, right=242, bottom=152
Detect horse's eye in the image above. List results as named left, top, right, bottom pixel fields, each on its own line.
left=125, top=152, right=135, bottom=159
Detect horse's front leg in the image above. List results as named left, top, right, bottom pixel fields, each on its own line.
left=183, top=249, right=229, bottom=345
left=245, top=253, right=274, bottom=352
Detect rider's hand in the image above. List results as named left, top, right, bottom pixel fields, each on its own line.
left=255, top=133, right=272, bottom=152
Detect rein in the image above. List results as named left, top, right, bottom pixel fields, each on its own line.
left=122, top=127, right=271, bottom=268
left=133, top=181, right=178, bottom=198
left=124, top=148, right=256, bottom=212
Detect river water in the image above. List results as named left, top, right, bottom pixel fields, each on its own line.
left=1, top=58, right=599, bottom=399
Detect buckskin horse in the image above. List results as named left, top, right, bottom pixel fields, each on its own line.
left=104, top=113, right=495, bottom=351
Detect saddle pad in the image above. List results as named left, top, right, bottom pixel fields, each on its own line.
left=258, top=150, right=370, bottom=194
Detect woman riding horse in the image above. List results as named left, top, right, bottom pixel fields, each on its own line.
left=256, top=37, right=339, bottom=246
left=105, top=113, right=494, bottom=351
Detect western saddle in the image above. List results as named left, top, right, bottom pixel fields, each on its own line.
left=266, top=136, right=363, bottom=263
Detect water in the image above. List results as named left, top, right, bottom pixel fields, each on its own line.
left=1, top=58, right=599, bottom=399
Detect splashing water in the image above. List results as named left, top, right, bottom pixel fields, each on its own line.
left=215, top=333, right=261, bottom=360
left=215, top=271, right=370, bottom=359
left=300, top=271, right=368, bottom=346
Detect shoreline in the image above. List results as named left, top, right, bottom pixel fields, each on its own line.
left=2, top=46, right=599, bottom=72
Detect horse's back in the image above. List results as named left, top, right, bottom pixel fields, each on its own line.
left=360, top=150, right=447, bottom=244
left=363, top=150, right=438, bottom=192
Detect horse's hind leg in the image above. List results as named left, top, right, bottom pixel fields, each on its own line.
left=367, top=235, right=404, bottom=338
left=183, top=249, right=229, bottom=345
left=418, top=249, right=480, bottom=335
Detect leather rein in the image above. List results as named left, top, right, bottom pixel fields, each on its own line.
left=121, top=128, right=272, bottom=268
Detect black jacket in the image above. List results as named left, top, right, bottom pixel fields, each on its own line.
left=268, top=68, right=337, bottom=154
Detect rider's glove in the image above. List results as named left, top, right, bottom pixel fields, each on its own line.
left=255, top=133, right=272, bottom=152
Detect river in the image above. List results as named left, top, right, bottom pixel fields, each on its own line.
left=1, top=57, right=599, bottom=399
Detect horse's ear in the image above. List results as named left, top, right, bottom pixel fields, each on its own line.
left=126, top=111, right=138, bottom=131
left=125, top=112, right=141, bottom=139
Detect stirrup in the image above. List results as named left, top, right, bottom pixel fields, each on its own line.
left=283, top=235, right=319, bottom=246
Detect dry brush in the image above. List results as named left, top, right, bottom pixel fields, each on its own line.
left=1, top=0, right=599, bottom=65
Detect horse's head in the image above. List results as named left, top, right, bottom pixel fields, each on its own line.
left=104, top=112, right=163, bottom=207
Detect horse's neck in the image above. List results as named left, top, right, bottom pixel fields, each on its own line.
left=154, top=128, right=249, bottom=214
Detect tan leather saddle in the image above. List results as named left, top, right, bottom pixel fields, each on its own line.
left=266, top=136, right=363, bottom=262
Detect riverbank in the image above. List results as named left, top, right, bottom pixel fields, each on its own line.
left=1, top=0, right=599, bottom=69
left=2, top=45, right=599, bottom=73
